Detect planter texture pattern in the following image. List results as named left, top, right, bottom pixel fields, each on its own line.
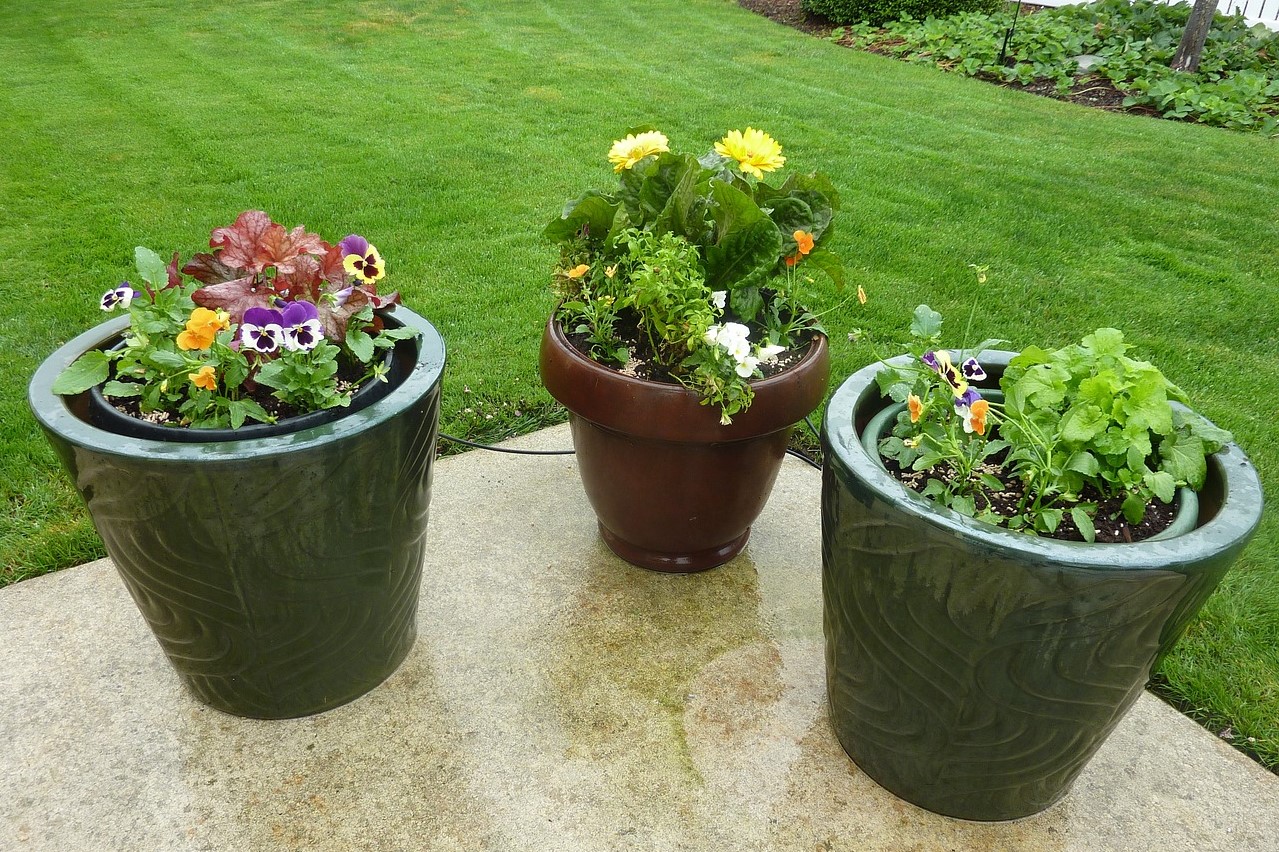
left=30, top=310, right=445, bottom=719
left=820, top=353, right=1263, bottom=821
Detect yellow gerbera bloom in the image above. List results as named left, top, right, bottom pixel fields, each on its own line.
left=714, top=128, right=785, bottom=179
left=607, top=131, right=670, bottom=172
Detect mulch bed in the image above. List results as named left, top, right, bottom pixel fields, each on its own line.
left=738, top=0, right=1162, bottom=119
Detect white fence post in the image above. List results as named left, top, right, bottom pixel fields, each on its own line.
left=1026, top=0, right=1279, bottom=30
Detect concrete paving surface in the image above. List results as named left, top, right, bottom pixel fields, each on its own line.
left=3, top=424, right=1277, bottom=851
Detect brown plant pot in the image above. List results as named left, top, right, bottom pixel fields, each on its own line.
left=539, top=317, right=830, bottom=573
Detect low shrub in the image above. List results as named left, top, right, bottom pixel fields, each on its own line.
left=837, top=0, right=1279, bottom=133
left=803, top=0, right=1000, bottom=28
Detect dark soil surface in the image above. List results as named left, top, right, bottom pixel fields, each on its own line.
left=739, top=0, right=1161, bottom=119
left=881, top=450, right=1176, bottom=542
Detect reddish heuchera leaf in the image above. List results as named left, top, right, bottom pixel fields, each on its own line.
left=207, top=211, right=277, bottom=274
left=318, top=244, right=348, bottom=285
left=205, top=211, right=328, bottom=276
left=317, top=289, right=370, bottom=342
left=274, top=255, right=324, bottom=302
left=258, top=225, right=329, bottom=275
left=165, top=252, right=183, bottom=289
left=190, top=276, right=276, bottom=322
left=367, top=291, right=402, bottom=309
left=182, top=252, right=242, bottom=285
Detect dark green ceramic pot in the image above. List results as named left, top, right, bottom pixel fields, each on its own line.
left=821, top=352, right=1262, bottom=821
left=29, top=309, right=445, bottom=719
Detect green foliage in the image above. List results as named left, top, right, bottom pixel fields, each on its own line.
left=876, top=307, right=1230, bottom=541
left=1002, top=327, right=1231, bottom=531
left=863, top=0, right=1279, bottom=132
left=545, top=128, right=845, bottom=422
left=254, top=340, right=344, bottom=413
left=875, top=302, right=1007, bottom=523
left=617, top=229, right=717, bottom=365
left=803, top=0, right=1001, bottom=28
left=55, top=217, right=416, bottom=431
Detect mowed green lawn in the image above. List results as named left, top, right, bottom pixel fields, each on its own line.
left=2, top=0, right=1276, bottom=766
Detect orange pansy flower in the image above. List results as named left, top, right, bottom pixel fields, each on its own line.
left=188, top=366, right=217, bottom=391
left=176, top=307, right=227, bottom=351
left=907, top=393, right=924, bottom=423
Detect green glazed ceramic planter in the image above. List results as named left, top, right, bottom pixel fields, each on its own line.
left=29, top=308, right=445, bottom=719
left=821, top=352, right=1263, bottom=821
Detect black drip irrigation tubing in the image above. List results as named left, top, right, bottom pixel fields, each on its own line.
left=438, top=413, right=826, bottom=469
left=438, top=433, right=575, bottom=456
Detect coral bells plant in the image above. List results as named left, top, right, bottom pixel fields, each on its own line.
left=53, top=211, right=418, bottom=430
left=546, top=126, right=846, bottom=423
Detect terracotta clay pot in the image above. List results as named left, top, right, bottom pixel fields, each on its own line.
left=539, top=317, right=829, bottom=573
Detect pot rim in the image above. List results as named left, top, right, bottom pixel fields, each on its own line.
left=540, top=316, right=830, bottom=443
left=823, top=351, right=1264, bottom=569
left=28, top=307, right=446, bottom=463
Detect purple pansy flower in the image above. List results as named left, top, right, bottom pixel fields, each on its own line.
left=280, top=300, right=323, bottom=352
left=961, top=357, right=986, bottom=381
left=100, top=284, right=137, bottom=312
left=240, top=307, right=284, bottom=354
left=338, top=234, right=369, bottom=257
left=954, top=387, right=982, bottom=410
left=921, top=351, right=940, bottom=371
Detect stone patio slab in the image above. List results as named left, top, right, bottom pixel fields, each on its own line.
left=2, top=424, right=1276, bottom=850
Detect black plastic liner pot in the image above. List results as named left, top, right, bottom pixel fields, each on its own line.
left=820, top=352, right=1263, bottom=821
left=29, top=309, right=445, bottom=719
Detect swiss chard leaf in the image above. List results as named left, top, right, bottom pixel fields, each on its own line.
left=801, top=247, right=846, bottom=288
left=543, top=192, right=620, bottom=245
left=703, top=181, right=783, bottom=291
left=730, top=286, right=765, bottom=324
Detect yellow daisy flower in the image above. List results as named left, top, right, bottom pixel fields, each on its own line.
left=607, top=131, right=670, bottom=172
left=714, top=128, right=785, bottom=179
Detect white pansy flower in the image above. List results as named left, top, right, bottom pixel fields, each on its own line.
left=735, top=355, right=760, bottom=378
left=704, top=324, right=722, bottom=345
left=758, top=343, right=786, bottom=362
left=711, top=290, right=727, bottom=311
